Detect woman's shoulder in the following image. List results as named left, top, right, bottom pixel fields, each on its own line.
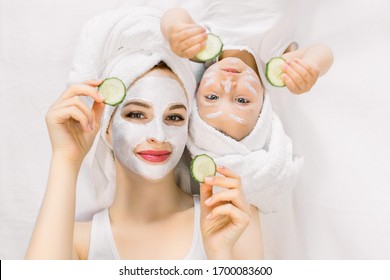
left=74, top=221, right=92, bottom=260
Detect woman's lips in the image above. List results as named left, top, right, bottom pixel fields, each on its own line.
left=137, top=150, right=171, bottom=163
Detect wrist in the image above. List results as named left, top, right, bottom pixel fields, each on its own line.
left=205, top=247, right=234, bottom=260
left=51, top=151, right=84, bottom=170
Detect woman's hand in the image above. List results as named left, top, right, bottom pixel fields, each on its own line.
left=200, top=166, right=252, bottom=259
left=45, top=80, right=105, bottom=164
left=281, top=57, right=320, bottom=94
left=167, top=23, right=208, bottom=59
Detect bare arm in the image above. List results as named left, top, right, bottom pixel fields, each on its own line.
left=25, top=81, right=104, bottom=259
left=25, top=155, right=80, bottom=259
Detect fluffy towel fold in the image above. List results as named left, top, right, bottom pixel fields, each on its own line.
left=68, top=7, right=196, bottom=209
left=187, top=93, right=302, bottom=213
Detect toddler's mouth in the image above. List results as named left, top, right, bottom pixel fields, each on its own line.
left=222, top=68, right=240, bottom=73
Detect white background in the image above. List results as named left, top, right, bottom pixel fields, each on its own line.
left=1, top=0, right=389, bottom=260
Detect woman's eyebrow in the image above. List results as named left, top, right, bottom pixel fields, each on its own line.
left=169, top=104, right=187, bottom=111
left=123, top=101, right=151, bottom=108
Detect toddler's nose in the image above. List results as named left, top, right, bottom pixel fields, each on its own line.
left=220, top=79, right=237, bottom=94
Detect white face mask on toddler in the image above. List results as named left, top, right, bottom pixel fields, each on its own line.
left=110, top=76, right=188, bottom=180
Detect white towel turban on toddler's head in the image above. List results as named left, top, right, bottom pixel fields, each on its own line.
left=68, top=7, right=196, bottom=209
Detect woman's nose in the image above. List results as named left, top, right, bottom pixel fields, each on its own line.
left=147, top=123, right=166, bottom=143
left=147, top=137, right=164, bottom=144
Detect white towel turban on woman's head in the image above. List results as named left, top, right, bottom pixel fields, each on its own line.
left=68, top=7, right=196, bottom=209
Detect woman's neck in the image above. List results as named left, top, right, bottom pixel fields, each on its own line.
left=109, top=163, right=192, bottom=223
left=219, top=49, right=260, bottom=77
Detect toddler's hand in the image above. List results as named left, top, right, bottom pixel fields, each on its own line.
left=167, top=23, right=207, bottom=59
left=282, top=58, right=320, bottom=94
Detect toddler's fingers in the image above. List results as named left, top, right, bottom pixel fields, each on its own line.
left=83, top=79, right=103, bottom=87
left=288, top=59, right=317, bottom=86
left=283, top=61, right=304, bottom=87
left=282, top=73, right=302, bottom=94
left=182, top=43, right=206, bottom=58
left=181, top=32, right=208, bottom=50
left=283, top=63, right=308, bottom=93
left=294, top=58, right=320, bottom=78
left=175, top=25, right=206, bottom=42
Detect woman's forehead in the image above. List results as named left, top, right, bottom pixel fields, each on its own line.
left=120, top=76, right=188, bottom=110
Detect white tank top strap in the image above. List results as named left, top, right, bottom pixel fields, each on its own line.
left=184, top=195, right=207, bottom=259
left=88, top=208, right=119, bottom=260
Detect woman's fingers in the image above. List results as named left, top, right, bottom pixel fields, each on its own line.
left=201, top=165, right=250, bottom=216
left=48, top=80, right=105, bottom=131
left=199, top=183, right=213, bottom=220
left=54, top=106, right=91, bottom=132
left=61, top=82, right=105, bottom=103
left=207, top=203, right=251, bottom=229
left=216, top=166, right=240, bottom=180
left=203, top=166, right=241, bottom=189
left=91, top=101, right=105, bottom=130
left=204, top=188, right=249, bottom=212
left=53, top=96, right=94, bottom=129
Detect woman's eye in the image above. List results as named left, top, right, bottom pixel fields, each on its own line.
left=236, top=97, right=249, bottom=104
left=127, top=112, right=145, bottom=119
left=205, top=94, right=219, bottom=101
left=166, top=114, right=184, bottom=122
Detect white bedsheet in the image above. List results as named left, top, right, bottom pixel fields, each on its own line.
left=1, top=0, right=389, bottom=259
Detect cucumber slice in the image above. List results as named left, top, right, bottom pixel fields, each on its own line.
left=195, top=33, right=223, bottom=62
left=190, top=154, right=217, bottom=183
left=265, top=57, right=286, bottom=87
left=98, top=77, right=126, bottom=106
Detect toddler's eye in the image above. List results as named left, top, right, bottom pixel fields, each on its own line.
left=236, top=97, right=249, bottom=104
left=127, top=112, right=145, bottom=119
left=205, top=94, right=219, bottom=101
